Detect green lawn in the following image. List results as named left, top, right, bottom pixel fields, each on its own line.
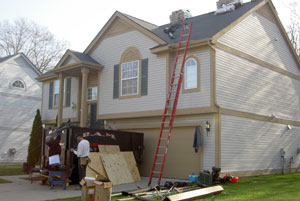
left=50, top=173, right=300, bottom=201
left=0, top=165, right=24, bottom=176
left=0, top=178, right=12, bottom=183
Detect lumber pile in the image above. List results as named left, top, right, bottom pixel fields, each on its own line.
left=86, top=145, right=141, bottom=185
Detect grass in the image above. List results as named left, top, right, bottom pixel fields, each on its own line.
left=0, top=165, right=24, bottom=176
left=50, top=173, right=300, bottom=201
left=0, top=178, right=12, bottom=183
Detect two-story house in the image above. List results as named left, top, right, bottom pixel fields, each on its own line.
left=37, top=0, right=300, bottom=178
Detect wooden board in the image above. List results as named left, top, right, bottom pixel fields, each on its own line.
left=121, top=152, right=141, bottom=181
left=164, top=185, right=224, bottom=201
left=86, top=152, right=108, bottom=180
left=100, top=152, right=140, bottom=185
left=98, top=145, right=120, bottom=152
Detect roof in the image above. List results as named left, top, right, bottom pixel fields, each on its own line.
left=0, top=54, right=17, bottom=64
left=151, top=0, right=262, bottom=44
left=121, top=12, right=158, bottom=30
left=70, top=50, right=100, bottom=64
left=0, top=53, right=41, bottom=75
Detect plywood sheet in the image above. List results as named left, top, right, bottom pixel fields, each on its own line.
left=121, top=152, right=141, bottom=181
left=100, top=153, right=135, bottom=185
left=86, top=152, right=108, bottom=180
left=98, top=145, right=120, bottom=152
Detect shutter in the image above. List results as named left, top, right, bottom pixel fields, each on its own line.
left=65, top=78, right=72, bottom=107
left=113, top=64, right=120, bottom=99
left=141, top=58, right=148, bottom=96
left=48, top=82, right=53, bottom=109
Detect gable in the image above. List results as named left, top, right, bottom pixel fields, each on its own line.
left=60, top=55, right=77, bottom=66
left=85, top=12, right=166, bottom=55
left=104, top=18, right=135, bottom=40
left=217, top=4, right=300, bottom=76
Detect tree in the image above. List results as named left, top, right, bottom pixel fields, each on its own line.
left=0, top=18, right=69, bottom=73
left=27, top=109, right=43, bottom=167
left=287, top=1, right=300, bottom=56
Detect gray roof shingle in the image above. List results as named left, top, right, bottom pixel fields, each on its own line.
left=151, top=0, right=261, bottom=44
left=70, top=50, right=100, bottom=64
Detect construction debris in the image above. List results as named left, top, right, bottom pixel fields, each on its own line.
left=163, top=185, right=224, bottom=201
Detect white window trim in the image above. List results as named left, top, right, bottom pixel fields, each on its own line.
left=10, top=79, right=26, bottom=91
left=87, top=86, right=97, bottom=101
left=121, top=60, right=139, bottom=96
left=184, top=58, right=198, bottom=90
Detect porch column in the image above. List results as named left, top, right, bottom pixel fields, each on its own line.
left=80, top=67, right=89, bottom=127
left=57, top=73, right=64, bottom=127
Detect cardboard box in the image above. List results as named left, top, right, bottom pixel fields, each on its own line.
left=80, top=178, right=96, bottom=201
left=94, top=181, right=113, bottom=201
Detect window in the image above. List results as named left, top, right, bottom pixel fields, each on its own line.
left=87, top=87, right=97, bottom=101
left=11, top=80, right=25, bottom=90
left=53, top=80, right=60, bottom=107
left=121, top=60, right=139, bottom=96
left=184, top=58, right=197, bottom=90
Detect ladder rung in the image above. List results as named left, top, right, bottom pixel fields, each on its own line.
left=155, top=163, right=162, bottom=165
left=182, top=34, right=189, bottom=37
left=153, top=171, right=160, bottom=174
left=161, top=138, right=168, bottom=140
left=157, top=154, right=164, bottom=157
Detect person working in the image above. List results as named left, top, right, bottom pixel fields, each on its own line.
left=70, top=133, right=90, bottom=182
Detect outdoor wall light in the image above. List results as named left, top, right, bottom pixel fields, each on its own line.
left=287, top=125, right=292, bottom=130
left=206, top=121, right=211, bottom=132
left=71, top=102, right=76, bottom=110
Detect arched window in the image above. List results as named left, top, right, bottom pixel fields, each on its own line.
left=184, top=58, right=198, bottom=90
left=11, top=80, right=25, bottom=89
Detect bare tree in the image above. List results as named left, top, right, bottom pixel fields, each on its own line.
left=0, top=18, right=69, bottom=73
left=287, top=1, right=300, bottom=56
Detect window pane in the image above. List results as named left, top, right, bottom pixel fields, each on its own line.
left=121, top=60, right=139, bottom=96
left=54, top=94, right=59, bottom=106
left=185, top=59, right=197, bottom=89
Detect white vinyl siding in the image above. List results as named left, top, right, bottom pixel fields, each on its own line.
left=121, top=60, right=139, bottom=96
left=184, top=58, right=197, bottom=89
left=218, top=12, right=300, bottom=76
left=91, top=30, right=166, bottom=115
left=0, top=55, right=41, bottom=163
left=221, top=115, right=300, bottom=172
left=216, top=49, right=300, bottom=122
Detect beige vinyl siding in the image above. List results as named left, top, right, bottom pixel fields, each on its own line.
left=91, top=30, right=166, bottom=115
left=174, top=50, right=211, bottom=109
left=216, top=49, right=300, bottom=122
left=42, top=78, right=78, bottom=121
left=221, top=115, right=300, bottom=172
left=202, top=117, right=215, bottom=170
left=218, top=12, right=300, bottom=76
left=64, top=57, right=76, bottom=66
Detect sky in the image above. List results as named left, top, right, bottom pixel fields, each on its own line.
left=0, top=0, right=298, bottom=52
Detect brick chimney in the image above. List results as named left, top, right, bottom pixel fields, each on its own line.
left=216, top=0, right=236, bottom=9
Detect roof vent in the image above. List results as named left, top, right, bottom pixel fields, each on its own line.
left=215, top=0, right=243, bottom=15
left=169, top=9, right=192, bottom=24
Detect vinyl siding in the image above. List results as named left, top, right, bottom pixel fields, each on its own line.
left=91, top=30, right=166, bottom=115
left=218, top=12, right=300, bottom=76
left=0, top=55, right=41, bottom=163
left=175, top=50, right=211, bottom=109
left=221, top=115, right=300, bottom=172
left=216, top=49, right=300, bottom=122
left=202, top=118, right=215, bottom=170
left=42, top=78, right=78, bottom=121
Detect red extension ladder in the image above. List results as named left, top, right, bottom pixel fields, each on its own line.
left=148, top=23, right=192, bottom=186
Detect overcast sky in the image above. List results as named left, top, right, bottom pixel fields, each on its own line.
left=0, top=0, right=298, bottom=52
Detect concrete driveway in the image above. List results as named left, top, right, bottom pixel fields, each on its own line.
left=0, top=175, right=182, bottom=201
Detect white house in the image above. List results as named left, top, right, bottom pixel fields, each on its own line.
left=0, top=53, right=41, bottom=163
left=37, top=0, right=300, bottom=178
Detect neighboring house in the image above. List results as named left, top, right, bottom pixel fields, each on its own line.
left=0, top=53, right=41, bottom=163
left=37, top=0, right=300, bottom=178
